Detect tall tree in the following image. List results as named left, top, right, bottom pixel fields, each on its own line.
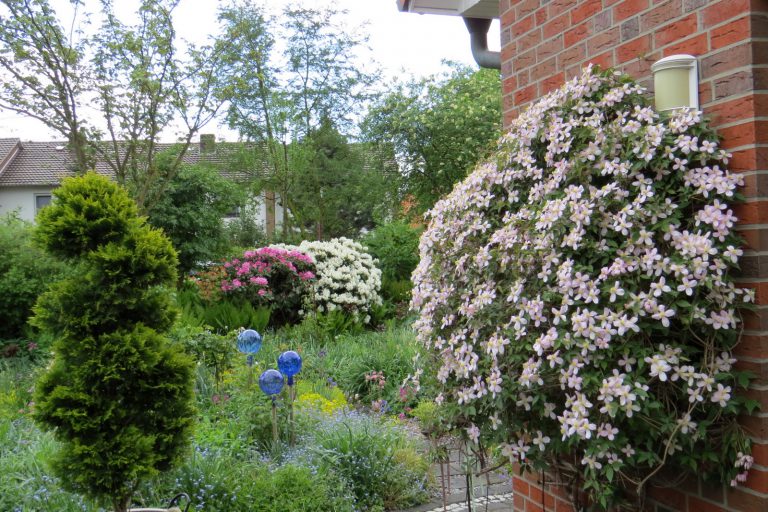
left=0, top=0, right=226, bottom=212
left=217, top=1, right=382, bottom=239
left=362, top=64, right=502, bottom=212
left=0, top=0, right=94, bottom=170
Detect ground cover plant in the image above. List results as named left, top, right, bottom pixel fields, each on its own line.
left=411, top=65, right=756, bottom=508
left=0, top=315, right=434, bottom=511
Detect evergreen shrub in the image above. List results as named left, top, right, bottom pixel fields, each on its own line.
left=31, top=172, right=195, bottom=512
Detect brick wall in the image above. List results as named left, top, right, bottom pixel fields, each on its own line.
left=499, top=0, right=768, bottom=510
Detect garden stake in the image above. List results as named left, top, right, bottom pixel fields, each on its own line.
left=258, top=369, right=284, bottom=445
left=278, top=350, right=302, bottom=448
left=236, top=329, right=262, bottom=388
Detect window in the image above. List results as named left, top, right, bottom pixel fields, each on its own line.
left=35, top=194, right=52, bottom=214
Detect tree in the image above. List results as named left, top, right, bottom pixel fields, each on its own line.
left=0, top=0, right=226, bottom=212
left=147, top=158, right=244, bottom=275
left=291, top=118, right=398, bottom=239
left=32, top=172, right=195, bottom=512
left=362, top=64, right=502, bottom=212
left=216, top=2, right=383, bottom=239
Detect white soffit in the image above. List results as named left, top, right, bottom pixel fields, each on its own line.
left=402, top=0, right=498, bottom=18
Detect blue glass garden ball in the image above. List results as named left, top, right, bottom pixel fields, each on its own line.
left=259, top=369, right=284, bottom=396
left=278, top=351, right=302, bottom=378
left=237, top=329, right=262, bottom=354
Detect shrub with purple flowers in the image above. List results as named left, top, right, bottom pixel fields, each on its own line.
left=219, top=247, right=316, bottom=326
left=411, top=65, right=756, bottom=508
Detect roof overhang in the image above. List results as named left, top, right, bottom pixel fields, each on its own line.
left=397, top=0, right=498, bottom=19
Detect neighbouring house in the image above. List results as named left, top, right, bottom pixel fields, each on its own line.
left=399, top=1, right=768, bottom=511
left=0, top=134, right=284, bottom=235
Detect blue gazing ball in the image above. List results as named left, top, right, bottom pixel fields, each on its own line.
left=259, top=369, right=284, bottom=396
left=278, top=351, right=302, bottom=378
left=237, top=329, right=262, bottom=355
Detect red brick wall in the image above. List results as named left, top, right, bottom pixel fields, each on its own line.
left=499, top=0, right=768, bottom=510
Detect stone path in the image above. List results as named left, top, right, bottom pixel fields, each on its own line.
left=395, top=442, right=514, bottom=512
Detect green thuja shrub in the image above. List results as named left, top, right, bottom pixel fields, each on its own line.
left=31, top=173, right=195, bottom=512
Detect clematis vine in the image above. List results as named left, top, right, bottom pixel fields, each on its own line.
left=411, top=66, right=756, bottom=508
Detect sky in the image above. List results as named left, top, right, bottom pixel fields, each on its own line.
left=0, top=0, right=500, bottom=141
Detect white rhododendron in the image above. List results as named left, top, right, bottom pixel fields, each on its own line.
left=281, top=237, right=382, bottom=321
left=411, top=66, right=755, bottom=505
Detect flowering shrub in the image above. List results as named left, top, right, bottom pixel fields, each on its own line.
left=219, top=247, right=316, bottom=326
left=411, top=66, right=756, bottom=507
left=281, top=238, right=382, bottom=322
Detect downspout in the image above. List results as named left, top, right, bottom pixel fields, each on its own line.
left=463, top=17, right=500, bottom=70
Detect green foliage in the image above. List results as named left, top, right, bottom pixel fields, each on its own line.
left=363, top=221, right=422, bottom=282
left=0, top=214, right=70, bottom=340
left=309, top=412, right=430, bottom=511
left=362, top=64, right=502, bottom=212
left=148, top=162, right=245, bottom=275
left=31, top=173, right=195, bottom=512
left=171, top=325, right=237, bottom=390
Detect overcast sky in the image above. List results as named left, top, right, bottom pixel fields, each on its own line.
left=0, top=0, right=499, bottom=141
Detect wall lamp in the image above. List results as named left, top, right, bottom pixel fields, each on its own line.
left=651, top=54, right=699, bottom=111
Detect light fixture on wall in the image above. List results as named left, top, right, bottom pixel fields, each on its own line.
left=651, top=54, right=699, bottom=111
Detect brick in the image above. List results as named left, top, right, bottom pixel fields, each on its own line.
left=740, top=254, right=768, bottom=279
left=502, top=76, right=517, bottom=96
left=531, top=56, right=557, bottom=81
left=683, top=0, right=708, bottom=11
left=512, top=14, right=535, bottom=37
left=501, top=7, right=516, bottom=27
left=740, top=310, right=768, bottom=331
left=735, top=332, right=768, bottom=357
left=726, top=486, right=768, bottom=512
left=617, top=34, right=652, bottom=63
left=755, top=68, right=768, bottom=90
left=620, top=52, right=656, bottom=78
left=515, top=492, right=526, bottom=510
left=732, top=200, right=768, bottom=225
left=640, top=0, right=682, bottom=32
left=517, top=48, right=537, bottom=71
left=586, top=50, right=615, bottom=71
left=662, top=33, right=708, bottom=56
left=525, top=498, right=544, bottom=512
left=742, top=466, right=768, bottom=494
left=702, top=0, right=751, bottom=28
left=520, top=27, right=543, bottom=49
left=541, top=72, right=565, bottom=93
left=706, top=95, right=755, bottom=127
left=588, top=26, right=621, bottom=55
left=752, top=13, right=768, bottom=39
left=515, top=84, right=537, bottom=106
left=593, top=10, right=613, bottom=32
left=565, top=22, right=590, bottom=47
left=719, top=121, right=768, bottom=148
left=622, top=16, right=640, bottom=41
left=755, top=41, right=768, bottom=66
left=548, top=0, right=573, bottom=18
left=687, top=496, right=728, bottom=512
left=535, top=6, right=548, bottom=27
left=543, top=12, right=570, bottom=39
left=516, top=0, right=539, bottom=19
left=711, top=15, right=751, bottom=50
left=647, top=484, right=687, bottom=509
left=571, top=0, right=603, bottom=25
left=514, top=475, right=530, bottom=497
left=739, top=413, right=768, bottom=439
left=702, top=44, right=751, bottom=79
left=700, top=480, right=727, bottom=504
left=614, top=0, right=650, bottom=22
left=713, top=71, right=755, bottom=100
left=751, top=442, right=768, bottom=466
left=654, top=13, right=698, bottom=47
left=537, top=34, right=564, bottom=61
left=555, top=498, right=576, bottom=512
left=559, top=42, right=587, bottom=69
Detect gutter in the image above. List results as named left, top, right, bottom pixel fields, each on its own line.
left=463, top=17, right=500, bottom=70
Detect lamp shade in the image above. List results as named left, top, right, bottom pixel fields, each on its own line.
left=651, top=54, right=699, bottom=111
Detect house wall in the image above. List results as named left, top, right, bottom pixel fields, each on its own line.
left=0, top=186, right=55, bottom=222
left=500, top=0, right=768, bottom=511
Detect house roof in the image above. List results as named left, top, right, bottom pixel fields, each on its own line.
left=0, top=137, right=269, bottom=187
